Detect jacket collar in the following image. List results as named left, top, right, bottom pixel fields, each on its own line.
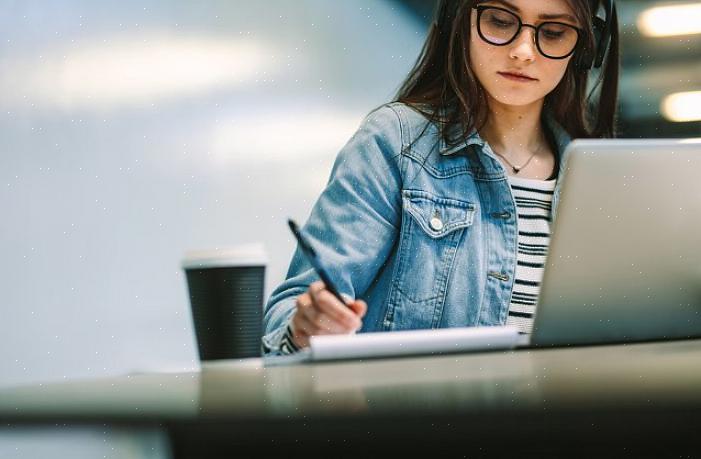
left=438, top=109, right=572, bottom=158
left=438, top=124, right=485, bottom=156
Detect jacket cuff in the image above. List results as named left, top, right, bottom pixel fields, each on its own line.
left=261, top=314, right=299, bottom=356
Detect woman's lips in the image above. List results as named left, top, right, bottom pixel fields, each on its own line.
left=498, top=72, right=537, bottom=82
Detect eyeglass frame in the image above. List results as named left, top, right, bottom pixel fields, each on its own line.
left=472, top=5, right=583, bottom=60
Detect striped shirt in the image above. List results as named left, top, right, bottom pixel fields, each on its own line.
left=505, top=175, right=557, bottom=334
left=272, top=322, right=300, bottom=355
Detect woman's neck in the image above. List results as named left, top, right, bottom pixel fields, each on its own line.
left=479, top=98, right=548, bottom=160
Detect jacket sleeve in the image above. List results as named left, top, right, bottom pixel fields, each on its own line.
left=261, top=105, right=405, bottom=356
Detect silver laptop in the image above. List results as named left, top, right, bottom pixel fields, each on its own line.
left=528, top=138, right=701, bottom=347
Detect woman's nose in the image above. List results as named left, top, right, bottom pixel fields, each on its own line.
left=509, top=27, right=537, bottom=62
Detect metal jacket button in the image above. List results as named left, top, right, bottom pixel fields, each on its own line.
left=430, top=216, right=444, bottom=231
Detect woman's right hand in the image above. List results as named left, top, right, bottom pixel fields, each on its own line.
left=290, top=280, right=367, bottom=349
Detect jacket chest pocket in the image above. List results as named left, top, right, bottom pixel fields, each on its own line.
left=388, top=189, right=476, bottom=328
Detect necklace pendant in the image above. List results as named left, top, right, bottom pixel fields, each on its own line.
left=513, top=166, right=520, bottom=173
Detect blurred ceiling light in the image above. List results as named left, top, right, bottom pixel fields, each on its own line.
left=661, top=91, right=701, bottom=122
left=637, top=3, right=701, bottom=37
left=14, top=37, right=272, bottom=109
left=210, top=112, right=363, bottom=165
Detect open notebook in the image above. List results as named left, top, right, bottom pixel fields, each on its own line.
left=263, top=326, right=523, bottom=366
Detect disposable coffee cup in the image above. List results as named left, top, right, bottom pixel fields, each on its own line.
left=182, top=243, right=267, bottom=360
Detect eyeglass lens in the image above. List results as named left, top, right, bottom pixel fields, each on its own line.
left=478, top=7, right=579, bottom=59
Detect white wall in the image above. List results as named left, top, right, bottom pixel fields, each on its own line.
left=0, top=0, right=425, bottom=456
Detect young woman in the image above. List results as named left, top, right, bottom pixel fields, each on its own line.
left=262, top=0, right=619, bottom=355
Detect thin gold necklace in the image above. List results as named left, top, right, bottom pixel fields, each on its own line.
left=491, top=144, right=542, bottom=174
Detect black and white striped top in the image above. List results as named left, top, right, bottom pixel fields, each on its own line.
left=505, top=175, right=557, bottom=334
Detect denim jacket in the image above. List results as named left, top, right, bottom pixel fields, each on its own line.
left=262, top=102, right=573, bottom=355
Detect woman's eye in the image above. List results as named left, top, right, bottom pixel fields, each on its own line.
left=540, top=25, right=568, bottom=40
left=489, top=18, right=516, bottom=28
left=542, top=30, right=564, bottom=40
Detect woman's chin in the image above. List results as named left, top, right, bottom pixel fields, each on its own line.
left=487, top=92, right=544, bottom=108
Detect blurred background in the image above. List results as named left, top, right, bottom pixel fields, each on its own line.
left=1, top=0, right=700, bottom=457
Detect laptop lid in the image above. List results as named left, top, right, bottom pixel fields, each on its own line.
left=530, top=139, right=701, bottom=347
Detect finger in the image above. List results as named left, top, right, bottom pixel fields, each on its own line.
left=311, top=289, right=361, bottom=329
left=308, top=283, right=342, bottom=316
left=349, top=300, right=367, bottom=319
left=297, top=309, right=345, bottom=335
left=296, top=292, right=313, bottom=310
left=341, top=294, right=366, bottom=324
left=288, top=316, right=310, bottom=348
left=294, top=297, right=328, bottom=335
left=315, top=313, right=348, bottom=334
left=296, top=293, right=323, bottom=329
left=295, top=293, right=314, bottom=318
left=306, top=297, right=349, bottom=333
left=299, top=290, right=320, bottom=319
left=296, top=289, right=352, bottom=336
left=309, top=280, right=325, bottom=296
left=298, top=295, right=344, bottom=333
left=292, top=311, right=317, bottom=337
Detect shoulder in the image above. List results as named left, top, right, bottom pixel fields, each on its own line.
left=361, top=102, right=440, bottom=155
left=371, top=102, right=436, bottom=132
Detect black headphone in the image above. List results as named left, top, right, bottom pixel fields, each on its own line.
left=574, top=0, right=616, bottom=71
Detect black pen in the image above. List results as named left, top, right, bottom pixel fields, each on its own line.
left=287, top=218, right=350, bottom=308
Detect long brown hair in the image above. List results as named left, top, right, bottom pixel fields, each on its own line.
left=395, top=0, right=620, bottom=147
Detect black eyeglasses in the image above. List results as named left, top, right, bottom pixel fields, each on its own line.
left=473, top=5, right=581, bottom=60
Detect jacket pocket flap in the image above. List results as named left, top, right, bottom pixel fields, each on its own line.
left=402, top=189, right=475, bottom=238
